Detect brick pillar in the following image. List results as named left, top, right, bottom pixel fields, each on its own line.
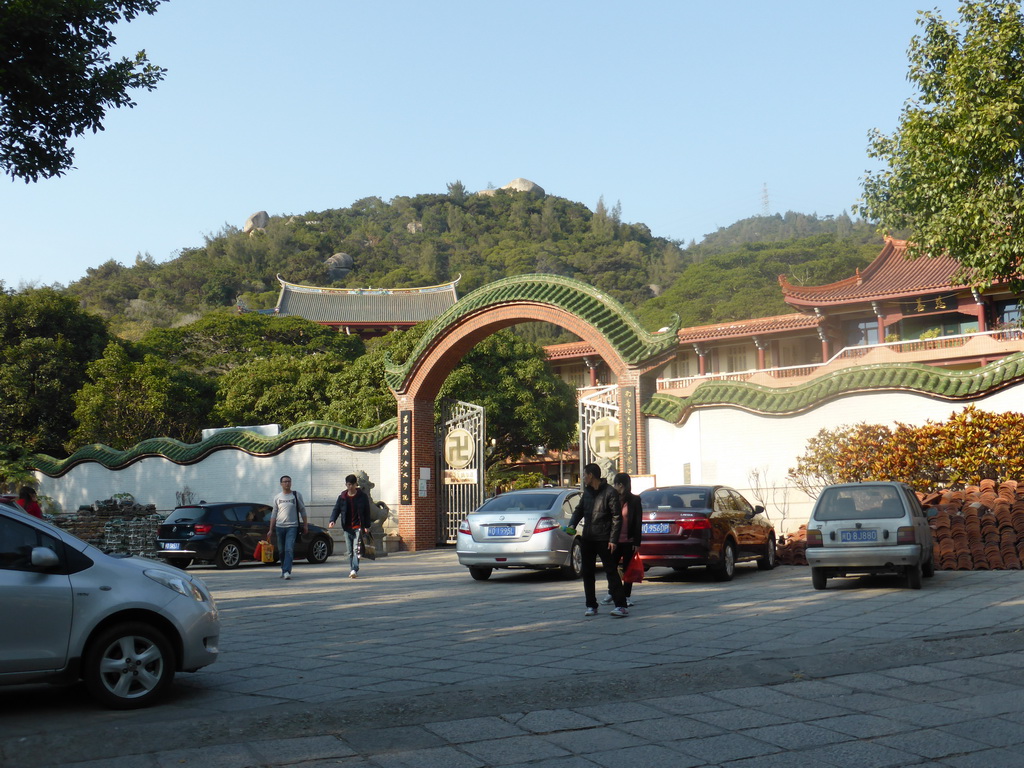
left=395, top=395, right=438, bottom=551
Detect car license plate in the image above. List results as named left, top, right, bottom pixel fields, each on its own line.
left=840, top=529, right=878, bottom=543
left=643, top=522, right=671, bottom=534
left=164, top=542, right=181, bottom=550
left=488, top=526, right=516, bottom=537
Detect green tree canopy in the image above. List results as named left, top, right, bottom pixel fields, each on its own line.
left=860, top=0, right=1024, bottom=288
left=70, top=342, right=214, bottom=450
left=0, top=287, right=110, bottom=455
left=139, top=312, right=365, bottom=374
left=0, top=0, right=167, bottom=181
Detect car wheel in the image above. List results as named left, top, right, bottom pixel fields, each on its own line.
left=167, top=557, right=193, bottom=570
left=713, top=541, right=736, bottom=581
left=907, top=561, right=923, bottom=589
left=811, top=567, right=827, bottom=590
left=757, top=535, right=777, bottom=570
left=469, top=566, right=492, bottom=581
left=214, top=540, right=242, bottom=569
left=561, top=538, right=583, bottom=579
left=922, top=554, right=935, bottom=578
left=83, top=622, right=175, bottom=710
left=307, top=535, right=331, bottom=564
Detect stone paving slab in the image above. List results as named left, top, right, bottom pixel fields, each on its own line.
left=6, top=552, right=1024, bottom=767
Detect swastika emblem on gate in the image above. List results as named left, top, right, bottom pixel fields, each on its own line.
left=587, top=416, right=620, bottom=460
left=444, top=428, right=476, bottom=469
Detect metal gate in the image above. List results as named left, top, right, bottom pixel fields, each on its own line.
left=437, top=399, right=486, bottom=543
left=579, top=385, right=620, bottom=479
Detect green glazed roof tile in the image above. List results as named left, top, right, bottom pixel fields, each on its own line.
left=642, top=353, right=1024, bottom=425
left=385, top=274, right=680, bottom=392
left=32, top=419, right=398, bottom=477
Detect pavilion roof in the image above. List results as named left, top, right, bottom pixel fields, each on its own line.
left=779, top=238, right=963, bottom=307
left=274, top=276, right=459, bottom=324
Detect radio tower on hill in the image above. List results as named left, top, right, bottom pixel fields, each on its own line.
left=761, top=183, right=770, bottom=216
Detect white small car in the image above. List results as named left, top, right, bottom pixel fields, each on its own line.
left=805, top=481, right=936, bottom=590
left=0, top=502, right=220, bottom=708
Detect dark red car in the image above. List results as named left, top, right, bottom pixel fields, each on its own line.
left=637, top=485, right=776, bottom=580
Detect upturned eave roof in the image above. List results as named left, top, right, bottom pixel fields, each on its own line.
left=779, top=238, right=964, bottom=307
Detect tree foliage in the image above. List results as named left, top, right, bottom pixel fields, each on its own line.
left=70, top=342, right=214, bottom=450
left=859, top=1, right=1024, bottom=288
left=0, top=287, right=110, bottom=454
left=0, top=0, right=167, bottom=181
left=788, top=407, right=1024, bottom=497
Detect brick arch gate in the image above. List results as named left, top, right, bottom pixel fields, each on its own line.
left=384, top=275, right=680, bottom=550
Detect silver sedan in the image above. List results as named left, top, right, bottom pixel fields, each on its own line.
left=456, top=488, right=583, bottom=580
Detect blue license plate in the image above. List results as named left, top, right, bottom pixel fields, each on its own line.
left=643, top=522, right=671, bottom=534
left=164, top=542, right=181, bottom=550
left=840, top=529, right=877, bottom=543
left=488, top=526, right=516, bottom=537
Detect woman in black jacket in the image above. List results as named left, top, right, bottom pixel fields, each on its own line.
left=603, top=472, right=644, bottom=606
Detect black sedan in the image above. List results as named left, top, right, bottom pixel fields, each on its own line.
left=155, top=502, right=334, bottom=569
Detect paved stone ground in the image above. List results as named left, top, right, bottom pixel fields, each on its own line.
left=4, top=551, right=1024, bottom=767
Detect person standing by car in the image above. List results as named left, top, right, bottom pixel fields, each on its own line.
left=602, top=472, right=643, bottom=607
left=268, top=475, right=307, bottom=580
left=329, top=474, right=372, bottom=579
left=569, top=463, right=628, bottom=617
left=16, top=486, right=43, bottom=519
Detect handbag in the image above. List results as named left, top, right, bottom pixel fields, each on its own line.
left=261, top=540, right=276, bottom=563
left=623, top=551, right=644, bottom=583
left=358, top=531, right=377, bottom=561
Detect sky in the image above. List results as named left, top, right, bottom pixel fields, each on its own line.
left=1, top=0, right=963, bottom=289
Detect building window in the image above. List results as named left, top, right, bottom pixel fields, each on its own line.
left=995, top=299, right=1022, bottom=327
left=843, top=318, right=878, bottom=347
left=664, top=352, right=692, bottom=379
left=723, top=345, right=749, bottom=373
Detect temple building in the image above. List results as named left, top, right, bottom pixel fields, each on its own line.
left=262, top=275, right=461, bottom=338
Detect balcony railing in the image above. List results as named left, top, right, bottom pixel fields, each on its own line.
left=656, top=328, right=1024, bottom=391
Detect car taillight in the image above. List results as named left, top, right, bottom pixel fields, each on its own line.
left=806, top=529, right=823, bottom=548
left=534, top=517, right=559, bottom=534
left=680, top=518, right=711, bottom=532
left=458, top=520, right=471, bottom=535
left=897, top=526, right=917, bottom=545
left=193, top=523, right=212, bottom=534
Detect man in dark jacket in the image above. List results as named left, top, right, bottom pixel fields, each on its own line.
left=329, top=474, right=373, bottom=578
left=569, top=463, right=628, bottom=617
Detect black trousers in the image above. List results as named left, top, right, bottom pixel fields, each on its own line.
left=614, top=543, right=636, bottom=597
left=580, top=537, right=626, bottom=608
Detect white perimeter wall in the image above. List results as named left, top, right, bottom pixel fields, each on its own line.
left=36, top=439, right=399, bottom=529
left=648, top=384, right=1024, bottom=535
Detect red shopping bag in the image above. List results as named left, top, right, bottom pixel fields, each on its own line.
left=253, top=541, right=263, bottom=561
left=624, top=552, right=644, bottom=583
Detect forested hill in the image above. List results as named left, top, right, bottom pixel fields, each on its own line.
left=64, top=183, right=883, bottom=339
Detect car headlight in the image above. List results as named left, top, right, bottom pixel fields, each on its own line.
left=145, top=569, right=208, bottom=602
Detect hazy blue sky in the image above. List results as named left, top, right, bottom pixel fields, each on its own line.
left=1, top=0, right=960, bottom=288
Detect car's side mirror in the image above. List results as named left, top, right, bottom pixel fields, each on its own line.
left=31, top=547, right=59, bottom=568
left=754, top=505, right=766, bottom=516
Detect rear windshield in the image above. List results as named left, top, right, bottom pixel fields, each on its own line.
left=165, top=507, right=209, bottom=523
left=814, top=487, right=906, bottom=521
left=475, top=493, right=558, bottom=513
left=640, top=489, right=709, bottom=511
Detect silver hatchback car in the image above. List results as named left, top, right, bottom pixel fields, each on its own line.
left=456, top=488, right=583, bottom=581
left=0, top=502, right=220, bottom=708
left=805, top=482, right=936, bottom=590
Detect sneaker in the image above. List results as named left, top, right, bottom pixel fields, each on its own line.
left=283, top=572, right=291, bottom=581
left=626, top=598, right=636, bottom=607
left=279, top=573, right=285, bottom=579
left=349, top=570, right=358, bottom=579
left=584, top=607, right=598, bottom=617
left=600, top=594, right=615, bottom=605
left=609, top=607, right=628, bottom=618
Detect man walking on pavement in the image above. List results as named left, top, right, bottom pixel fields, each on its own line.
left=568, top=463, right=628, bottom=617
left=268, top=475, right=308, bottom=580
left=329, top=474, right=372, bottom=578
